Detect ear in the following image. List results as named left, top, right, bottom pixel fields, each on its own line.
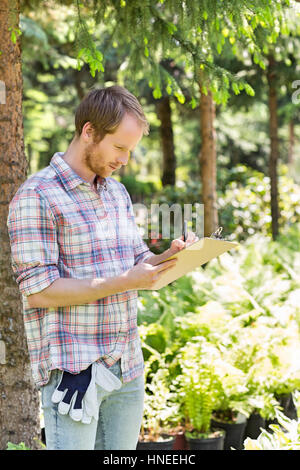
left=81, top=122, right=94, bottom=142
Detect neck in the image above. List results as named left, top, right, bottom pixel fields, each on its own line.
left=63, top=137, right=96, bottom=185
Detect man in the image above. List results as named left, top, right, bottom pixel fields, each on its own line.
left=7, top=85, right=197, bottom=450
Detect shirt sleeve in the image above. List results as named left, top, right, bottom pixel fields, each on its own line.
left=120, top=184, right=153, bottom=265
left=7, top=188, right=60, bottom=297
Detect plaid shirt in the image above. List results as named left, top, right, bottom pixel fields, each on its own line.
left=7, top=152, right=152, bottom=388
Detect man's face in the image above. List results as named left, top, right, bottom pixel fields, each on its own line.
left=82, top=113, right=144, bottom=178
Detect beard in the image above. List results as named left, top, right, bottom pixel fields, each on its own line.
left=83, top=142, right=108, bottom=178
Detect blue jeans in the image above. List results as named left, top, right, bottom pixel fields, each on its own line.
left=41, top=359, right=145, bottom=450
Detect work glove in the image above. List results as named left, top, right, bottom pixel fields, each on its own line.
left=80, top=362, right=123, bottom=423
left=51, top=364, right=93, bottom=422
left=51, top=362, right=122, bottom=424
left=95, top=361, right=123, bottom=392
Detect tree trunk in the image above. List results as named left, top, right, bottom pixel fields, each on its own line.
left=0, top=0, right=40, bottom=450
left=267, top=55, right=280, bottom=241
left=288, top=119, right=294, bottom=167
left=199, top=87, right=218, bottom=237
left=156, top=96, right=176, bottom=186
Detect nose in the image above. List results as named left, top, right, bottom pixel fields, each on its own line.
left=117, top=151, right=130, bottom=166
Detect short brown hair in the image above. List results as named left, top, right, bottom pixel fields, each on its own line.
left=74, top=85, right=149, bottom=142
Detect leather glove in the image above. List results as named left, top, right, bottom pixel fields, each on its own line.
left=95, top=361, right=123, bottom=392
left=81, top=362, right=123, bottom=423
left=51, top=364, right=93, bottom=422
left=51, top=362, right=122, bottom=424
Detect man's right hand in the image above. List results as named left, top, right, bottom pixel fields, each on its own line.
left=121, top=258, right=178, bottom=290
left=27, top=258, right=178, bottom=309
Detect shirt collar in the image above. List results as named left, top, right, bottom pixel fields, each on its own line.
left=50, top=152, right=107, bottom=193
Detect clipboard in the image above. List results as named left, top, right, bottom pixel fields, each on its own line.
left=151, top=237, right=239, bottom=289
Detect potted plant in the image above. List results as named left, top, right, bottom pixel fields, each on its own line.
left=208, top=354, right=251, bottom=450
left=243, top=393, right=300, bottom=450
left=264, top=373, right=300, bottom=429
left=136, top=361, right=179, bottom=450
left=241, top=322, right=300, bottom=434
left=178, top=367, right=225, bottom=450
left=208, top=309, right=299, bottom=449
left=242, top=392, right=274, bottom=440
left=242, top=382, right=283, bottom=440
left=210, top=396, right=250, bottom=450
left=137, top=322, right=194, bottom=449
left=174, top=340, right=226, bottom=450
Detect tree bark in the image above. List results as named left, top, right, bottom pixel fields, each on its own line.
left=156, top=96, right=176, bottom=186
left=199, top=87, right=218, bottom=237
left=267, top=55, right=280, bottom=240
left=0, top=0, right=40, bottom=450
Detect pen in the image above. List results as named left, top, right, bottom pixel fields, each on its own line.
left=183, top=220, right=188, bottom=242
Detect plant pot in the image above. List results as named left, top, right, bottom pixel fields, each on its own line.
left=278, top=393, right=292, bottom=414
left=277, top=393, right=298, bottom=420
left=266, top=393, right=296, bottom=432
left=136, top=434, right=176, bottom=450
left=211, top=415, right=247, bottom=450
left=265, top=417, right=278, bottom=432
left=185, top=430, right=225, bottom=451
left=172, top=432, right=189, bottom=450
left=41, top=427, right=46, bottom=445
left=244, top=413, right=266, bottom=440
left=286, top=395, right=298, bottom=421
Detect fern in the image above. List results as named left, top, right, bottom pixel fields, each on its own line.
left=180, top=365, right=221, bottom=435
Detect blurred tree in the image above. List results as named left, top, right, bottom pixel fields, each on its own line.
left=156, top=95, right=176, bottom=186
left=251, top=6, right=300, bottom=239
left=199, top=85, right=219, bottom=236
left=267, top=53, right=281, bottom=240
left=212, top=2, right=300, bottom=240
left=152, top=56, right=192, bottom=186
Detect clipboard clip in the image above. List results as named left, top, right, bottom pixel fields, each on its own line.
left=210, top=226, right=223, bottom=239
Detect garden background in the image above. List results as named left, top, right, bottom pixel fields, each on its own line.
left=0, top=0, right=300, bottom=450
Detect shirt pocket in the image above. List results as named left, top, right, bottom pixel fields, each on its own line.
left=94, top=217, right=135, bottom=275
left=58, top=220, right=96, bottom=268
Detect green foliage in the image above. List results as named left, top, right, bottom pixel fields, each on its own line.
left=140, top=357, right=181, bottom=441
left=74, top=1, right=105, bottom=77
left=139, top=323, right=168, bottom=361
left=121, top=175, right=160, bottom=201
left=174, top=340, right=223, bottom=435
left=7, top=442, right=31, bottom=450
left=20, top=16, right=48, bottom=46
left=76, top=47, right=104, bottom=77
left=141, top=163, right=300, bottom=248
left=9, top=26, right=22, bottom=44
left=179, top=368, right=219, bottom=435
left=138, top=223, right=300, bottom=434
left=243, top=392, right=300, bottom=450
left=219, top=164, right=300, bottom=241
left=71, top=0, right=292, bottom=106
